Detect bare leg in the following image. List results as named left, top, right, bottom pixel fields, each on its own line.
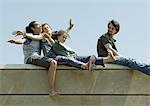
left=48, top=60, right=59, bottom=96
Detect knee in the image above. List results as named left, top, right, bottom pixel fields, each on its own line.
left=50, top=60, right=57, bottom=67
left=91, top=55, right=96, bottom=60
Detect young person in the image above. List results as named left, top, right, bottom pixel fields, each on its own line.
left=10, top=21, right=94, bottom=71
left=43, top=29, right=116, bottom=69
left=97, top=20, right=150, bottom=76
left=8, top=21, right=59, bottom=96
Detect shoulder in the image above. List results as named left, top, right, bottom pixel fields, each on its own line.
left=99, top=34, right=108, bottom=40
left=54, top=40, right=59, bottom=44
left=52, top=40, right=60, bottom=47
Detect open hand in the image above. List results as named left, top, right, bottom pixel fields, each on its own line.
left=12, top=30, right=24, bottom=36
left=8, top=40, right=16, bottom=44
left=42, top=33, right=50, bottom=38
left=69, top=19, right=74, bottom=30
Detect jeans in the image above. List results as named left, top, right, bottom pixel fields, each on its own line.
left=113, top=56, right=150, bottom=76
left=55, top=55, right=104, bottom=69
left=55, top=56, right=88, bottom=69
left=76, top=56, right=104, bottom=66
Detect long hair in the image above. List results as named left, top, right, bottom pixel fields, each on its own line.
left=25, top=21, right=37, bottom=33
left=51, top=30, right=68, bottom=40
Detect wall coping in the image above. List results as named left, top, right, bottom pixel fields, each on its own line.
left=0, top=64, right=131, bottom=70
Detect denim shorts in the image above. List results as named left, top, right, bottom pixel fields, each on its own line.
left=26, top=55, right=53, bottom=69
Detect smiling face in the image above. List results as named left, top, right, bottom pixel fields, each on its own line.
left=107, top=23, right=117, bottom=36
left=107, top=20, right=120, bottom=37
left=31, top=22, right=42, bottom=34
left=42, top=24, right=53, bottom=34
left=57, top=33, right=68, bottom=43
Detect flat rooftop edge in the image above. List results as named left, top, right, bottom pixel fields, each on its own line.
left=0, top=64, right=131, bottom=70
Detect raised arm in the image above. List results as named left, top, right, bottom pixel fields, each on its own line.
left=66, top=19, right=74, bottom=33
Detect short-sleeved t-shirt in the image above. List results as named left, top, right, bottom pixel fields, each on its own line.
left=97, top=33, right=117, bottom=57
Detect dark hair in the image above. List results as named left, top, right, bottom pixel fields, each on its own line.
left=108, top=20, right=120, bottom=34
left=51, top=30, right=68, bottom=40
left=25, top=21, right=37, bottom=33
left=41, top=23, right=52, bottom=33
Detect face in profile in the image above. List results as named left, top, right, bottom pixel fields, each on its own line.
left=58, top=33, right=68, bottom=43
left=31, top=22, right=42, bottom=33
left=107, top=23, right=117, bottom=35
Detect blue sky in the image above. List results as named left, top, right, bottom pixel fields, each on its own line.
left=0, top=0, right=149, bottom=64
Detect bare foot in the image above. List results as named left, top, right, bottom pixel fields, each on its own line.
left=81, top=55, right=96, bottom=71
left=88, top=55, right=96, bottom=71
left=49, top=90, right=60, bottom=96
left=81, top=63, right=89, bottom=70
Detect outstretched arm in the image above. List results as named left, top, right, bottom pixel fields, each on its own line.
left=24, top=33, right=44, bottom=40
left=12, top=30, right=44, bottom=40
left=8, top=38, right=26, bottom=45
left=66, top=19, right=74, bottom=33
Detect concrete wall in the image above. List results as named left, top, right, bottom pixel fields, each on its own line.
left=0, top=64, right=149, bottom=106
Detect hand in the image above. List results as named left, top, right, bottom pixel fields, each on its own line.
left=8, top=40, right=16, bottom=44
left=69, top=19, right=74, bottom=30
left=42, top=33, right=50, bottom=38
left=107, top=49, right=113, bottom=55
left=12, top=30, right=25, bottom=36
